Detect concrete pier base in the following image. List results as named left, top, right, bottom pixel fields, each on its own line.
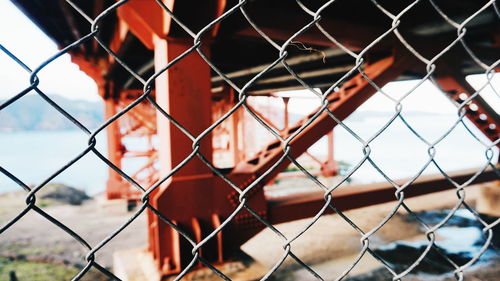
left=113, top=248, right=267, bottom=281
left=114, top=248, right=159, bottom=281
left=476, top=180, right=500, bottom=217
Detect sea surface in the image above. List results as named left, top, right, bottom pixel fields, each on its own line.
left=310, top=113, right=498, bottom=183
left=0, top=130, right=109, bottom=195
left=0, top=114, right=497, bottom=195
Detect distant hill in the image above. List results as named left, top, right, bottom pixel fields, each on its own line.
left=0, top=94, right=103, bottom=131
left=0, top=94, right=444, bottom=132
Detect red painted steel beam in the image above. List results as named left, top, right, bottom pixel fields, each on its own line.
left=231, top=53, right=411, bottom=181
left=321, top=131, right=337, bottom=177
left=437, top=75, right=500, bottom=148
left=116, top=0, right=228, bottom=50
left=103, top=95, right=159, bottom=200
left=116, top=0, right=174, bottom=50
left=267, top=167, right=499, bottom=224
left=149, top=38, right=219, bottom=274
left=69, top=53, right=107, bottom=96
left=206, top=52, right=413, bottom=259
left=144, top=50, right=413, bottom=278
left=104, top=98, right=126, bottom=199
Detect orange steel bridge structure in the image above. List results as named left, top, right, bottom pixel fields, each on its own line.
left=11, top=0, right=500, bottom=279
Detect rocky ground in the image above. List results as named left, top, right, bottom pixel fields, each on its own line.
left=0, top=184, right=147, bottom=280
left=0, top=183, right=498, bottom=281
left=242, top=184, right=500, bottom=281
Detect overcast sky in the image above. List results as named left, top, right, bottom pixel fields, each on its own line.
left=0, top=0, right=99, bottom=101
left=0, top=0, right=497, bottom=115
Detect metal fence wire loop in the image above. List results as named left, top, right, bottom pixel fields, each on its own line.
left=0, top=0, right=499, bottom=280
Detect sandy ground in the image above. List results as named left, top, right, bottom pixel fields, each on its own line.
left=241, top=185, right=499, bottom=280
left=0, top=184, right=498, bottom=280
left=0, top=195, right=148, bottom=268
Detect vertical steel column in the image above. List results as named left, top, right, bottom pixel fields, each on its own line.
left=152, top=40, right=213, bottom=177
left=321, top=131, right=337, bottom=177
left=227, top=88, right=241, bottom=166
left=150, top=38, right=214, bottom=274
left=104, top=98, right=125, bottom=199
left=283, top=97, right=289, bottom=131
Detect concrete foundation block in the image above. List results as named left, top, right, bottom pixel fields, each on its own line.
left=476, top=180, right=500, bottom=217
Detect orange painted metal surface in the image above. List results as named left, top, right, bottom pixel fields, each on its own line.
left=267, top=167, right=499, bottom=225
left=92, top=3, right=499, bottom=276
left=116, top=0, right=173, bottom=50
left=104, top=93, right=158, bottom=200
left=437, top=75, right=500, bottom=150
left=143, top=51, right=407, bottom=276
left=13, top=0, right=497, bottom=279
left=149, top=38, right=219, bottom=273
left=98, top=5, right=417, bottom=272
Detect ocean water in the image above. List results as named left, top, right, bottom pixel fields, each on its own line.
left=310, top=113, right=498, bottom=183
left=0, top=114, right=497, bottom=195
left=0, top=131, right=109, bottom=195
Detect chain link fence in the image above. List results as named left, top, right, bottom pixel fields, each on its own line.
left=1, top=0, right=499, bottom=280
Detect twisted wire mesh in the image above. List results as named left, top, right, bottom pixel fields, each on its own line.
left=0, top=0, right=499, bottom=280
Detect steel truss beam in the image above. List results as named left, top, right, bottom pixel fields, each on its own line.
left=145, top=51, right=411, bottom=277
left=437, top=75, right=500, bottom=150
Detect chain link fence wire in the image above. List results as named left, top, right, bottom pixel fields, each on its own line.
left=1, top=0, right=499, bottom=280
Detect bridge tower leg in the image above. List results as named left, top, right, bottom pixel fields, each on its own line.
left=148, top=38, right=215, bottom=275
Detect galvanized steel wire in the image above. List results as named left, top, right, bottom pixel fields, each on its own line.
left=1, top=0, right=499, bottom=280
